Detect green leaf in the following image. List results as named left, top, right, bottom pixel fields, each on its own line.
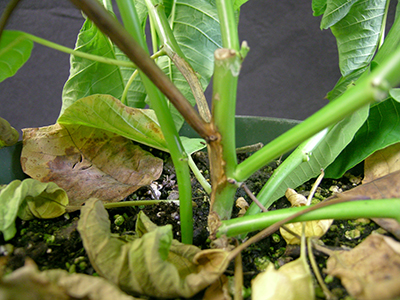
left=180, top=136, right=206, bottom=154
left=58, top=94, right=169, bottom=151
left=312, top=0, right=327, bottom=17
left=390, top=88, right=400, bottom=102
left=61, top=4, right=146, bottom=115
left=326, top=99, right=400, bottom=178
left=330, top=0, right=387, bottom=76
left=0, top=179, right=68, bottom=241
left=78, top=198, right=230, bottom=298
left=0, top=30, right=33, bottom=83
left=234, top=0, right=249, bottom=10
left=320, top=0, right=358, bottom=29
left=155, top=0, right=222, bottom=129
left=0, top=116, right=19, bottom=148
left=326, top=66, right=368, bottom=101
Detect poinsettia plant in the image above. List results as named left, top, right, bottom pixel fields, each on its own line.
left=1, top=0, right=400, bottom=298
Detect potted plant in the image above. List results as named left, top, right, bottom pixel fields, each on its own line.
left=1, top=0, right=400, bottom=299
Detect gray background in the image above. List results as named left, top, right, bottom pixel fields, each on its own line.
left=0, top=0, right=341, bottom=136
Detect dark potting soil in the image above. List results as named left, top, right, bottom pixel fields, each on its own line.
left=0, top=149, right=383, bottom=299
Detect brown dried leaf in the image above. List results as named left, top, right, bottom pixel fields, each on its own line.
left=21, top=124, right=162, bottom=209
left=363, top=143, right=400, bottom=184
left=325, top=233, right=400, bottom=300
left=77, top=198, right=230, bottom=298
left=236, top=197, right=249, bottom=217
left=0, top=260, right=143, bottom=300
left=285, top=188, right=307, bottom=206
left=329, top=170, right=400, bottom=238
left=203, top=275, right=231, bottom=300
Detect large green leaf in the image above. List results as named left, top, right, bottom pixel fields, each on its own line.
left=61, top=3, right=146, bottom=115
left=58, top=94, right=168, bottom=151
left=320, top=0, right=359, bottom=29
left=324, top=12, right=400, bottom=177
left=312, top=0, right=328, bottom=16
left=329, top=0, right=387, bottom=76
left=0, top=30, right=33, bottom=83
left=155, top=0, right=222, bottom=129
left=0, top=179, right=68, bottom=241
left=326, top=99, right=400, bottom=178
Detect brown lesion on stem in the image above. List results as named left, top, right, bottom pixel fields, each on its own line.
left=163, top=46, right=212, bottom=123
left=207, top=127, right=226, bottom=239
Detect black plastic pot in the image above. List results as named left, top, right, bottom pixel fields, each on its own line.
left=0, top=116, right=300, bottom=184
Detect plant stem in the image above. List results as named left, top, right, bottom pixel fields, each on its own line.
left=216, top=0, right=240, bottom=51
left=234, top=47, right=400, bottom=183
left=206, top=0, right=242, bottom=237
left=208, top=49, right=241, bottom=221
left=115, top=0, right=193, bottom=244
left=21, top=32, right=136, bottom=68
left=0, top=0, right=21, bottom=34
left=121, top=49, right=166, bottom=105
left=188, top=154, right=212, bottom=194
left=218, top=199, right=400, bottom=238
left=143, top=0, right=211, bottom=122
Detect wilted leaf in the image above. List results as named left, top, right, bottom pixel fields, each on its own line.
left=0, top=30, right=33, bottom=83
left=252, top=249, right=314, bottom=300
left=363, top=143, right=400, bottom=184
left=21, top=124, right=162, bottom=209
left=78, top=198, right=230, bottom=298
left=203, top=274, right=231, bottom=300
left=328, top=170, right=400, bottom=238
left=280, top=188, right=333, bottom=245
left=326, top=233, right=400, bottom=300
left=0, top=260, right=143, bottom=300
left=0, top=179, right=68, bottom=241
left=0, top=117, right=19, bottom=148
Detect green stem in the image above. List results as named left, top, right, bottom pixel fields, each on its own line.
left=218, top=199, right=400, bottom=238
left=209, top=48, right=241, bottom=220
left=216, top=0, right=240, bottom=51
left=143, top=0, right=212, bottom=121
left=206, top=0, right=242, bottom=224
left=188, top=154, right=212, bottom=194
left=121, top=49, right=166, bottom=105
left=234, top=47, right=400, bottom=183
left=144, top=0, right=186, bottom=59
left=21, top=32, right=135, bottom=68
left=103, top=200, right=179, bottom=208
left=116, top=0, right=193, bottom=244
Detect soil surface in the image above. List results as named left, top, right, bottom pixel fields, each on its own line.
left=0, top=150, right=386, bottom=299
